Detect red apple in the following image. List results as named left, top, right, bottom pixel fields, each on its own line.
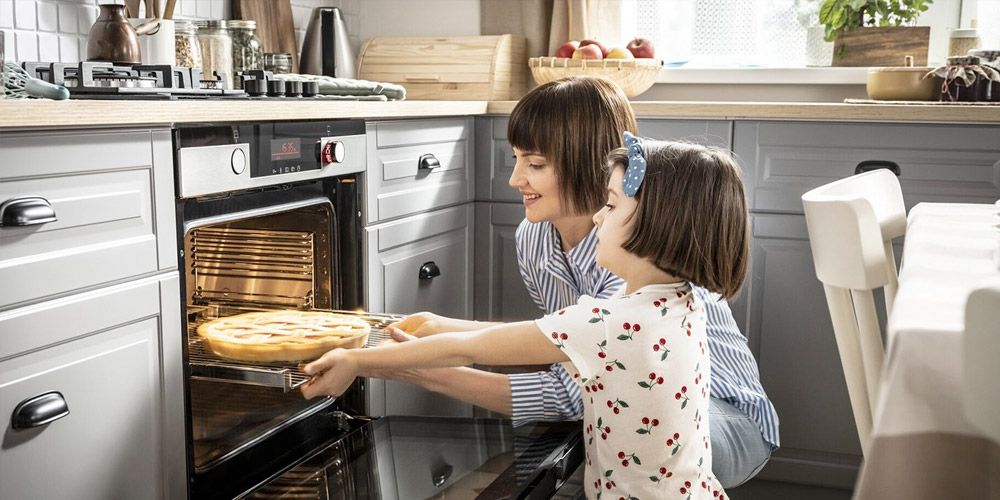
left=572, top=44, right=603, bottom=60
left=554, top=40, right=580, bottom=58
left=579, top=39, right=609, bottom=58
left=626, top=37, right=655, bottom=59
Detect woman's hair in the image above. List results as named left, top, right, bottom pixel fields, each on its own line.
left=507, top=76, right=638, bottom=216
left=604, top=141, right=750, bottom=298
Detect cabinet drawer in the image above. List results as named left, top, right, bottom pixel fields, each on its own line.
left=0, top=168, right=159, bottom=309
left=734, top=121, right=1000, bottom=214
left=0, top=129, right=153, bottom=178
left=366, top=118, right=474, bottom=223
left=365, top=204, right=473, bottom=318
left=0, top=317, right=163, bottom=500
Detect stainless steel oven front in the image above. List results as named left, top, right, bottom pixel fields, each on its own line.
left=173, top=119, right=382, bottom=499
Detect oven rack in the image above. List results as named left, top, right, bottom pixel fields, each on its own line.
left=187, top=305, right=400, bottom=392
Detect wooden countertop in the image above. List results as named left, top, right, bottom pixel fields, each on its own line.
left=1, top=99, right=999, bottom=129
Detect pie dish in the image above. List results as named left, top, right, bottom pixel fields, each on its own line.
left=197, top=310, right=371, bottom=362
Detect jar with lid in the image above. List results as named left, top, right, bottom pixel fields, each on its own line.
left=949, top=28, right=981, bottom=57
left=194, top=20, right=234, bottom=89
left=174, top=21, right=203, bottom=70
left=226, top=20, right=263, bottom=87
left=263, top=53, right=293, bottom=74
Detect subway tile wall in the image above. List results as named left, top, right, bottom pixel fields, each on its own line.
left=0, top=0, right=360, bottom=64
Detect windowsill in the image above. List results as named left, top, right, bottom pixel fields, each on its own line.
left=657, top=67, right=870, bottom=85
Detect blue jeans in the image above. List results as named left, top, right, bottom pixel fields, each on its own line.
left=710, top=397, right=773, bottom=488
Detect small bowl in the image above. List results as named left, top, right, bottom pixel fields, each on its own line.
left=866, top=66, right=941, bottom=101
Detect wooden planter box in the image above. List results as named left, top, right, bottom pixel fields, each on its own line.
left=833, top=26, right=930, bottom=67
left=357, top=35, right=527, bottom=100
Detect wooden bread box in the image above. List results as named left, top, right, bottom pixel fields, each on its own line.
left=357, top=35, right=527, bottom=100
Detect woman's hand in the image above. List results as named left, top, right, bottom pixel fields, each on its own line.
left=362, top=328, right=423, bottom=380
left=386, top=312, right=448, bottom=337
left=300, top=349, right=360, bottom=399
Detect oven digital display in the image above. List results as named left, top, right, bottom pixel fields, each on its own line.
left=270, top=138, right=302, bottom=161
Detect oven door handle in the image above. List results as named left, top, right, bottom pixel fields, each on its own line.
left=11, top=391, right=70, bottom=430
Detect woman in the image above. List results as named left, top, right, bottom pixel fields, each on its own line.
left=377, top=77, right=778, bottom=488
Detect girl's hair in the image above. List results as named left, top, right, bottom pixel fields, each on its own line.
left=507, top=76, right=638, bottom=216
left=604, top=141, right=750, bottom=299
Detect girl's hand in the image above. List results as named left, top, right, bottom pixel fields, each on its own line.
left=386, top=312, right=446, bottom=337
left=364, top=328, right=422, bottom=380
left=300, top=349, right=359, bottom=399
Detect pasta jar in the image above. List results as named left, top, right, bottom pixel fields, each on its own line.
left=174, top=21, right=202, bottom=70
left=227, top=20, right=263, bottom=86
left=263, top=53, right=293, bottom=74
left=195, top=20, right=233, bottom=89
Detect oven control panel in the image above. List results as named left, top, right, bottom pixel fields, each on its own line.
left=175, top=120, right=366, bottom=199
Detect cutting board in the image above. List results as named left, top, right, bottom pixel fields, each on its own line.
left=231, top=0, right=298, bottom=73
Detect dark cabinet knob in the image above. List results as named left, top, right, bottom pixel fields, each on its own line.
left=418, top=154, right=440, bottom=170
left=855, top=160, right=901, bottom=176
left=11, top=392, right=70, bottom=430
left=0, top=197, right=58, bottom=227
left=419, top=261, right=441, bottom=280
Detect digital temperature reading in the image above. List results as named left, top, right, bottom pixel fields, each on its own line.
left=270, top=138, right=301, bottom=161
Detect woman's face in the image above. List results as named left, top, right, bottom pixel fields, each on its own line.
left=509, top=146, right=565, bottom=223
left=592, top=166, right=637, bottom=273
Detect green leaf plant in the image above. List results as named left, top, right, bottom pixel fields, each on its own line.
left=819, top=0, right=934, bottom=42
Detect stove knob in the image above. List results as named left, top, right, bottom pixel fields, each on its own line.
left=285, top=80, right=303, bottom=97
left=243, top=79, right=267, bottom=97
left=301, top=81, right=320, bottom=98
left=231, top=148, right=247, bottom=175
left=267, top=80, right=286, bottom=97
left=320, top=141, right=345, bottom=164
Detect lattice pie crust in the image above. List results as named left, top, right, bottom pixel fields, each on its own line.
left=197, top=310, right=371, bottom=362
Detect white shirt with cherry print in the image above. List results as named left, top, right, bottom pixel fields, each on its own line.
left=536, top=283, right=726, bottom=500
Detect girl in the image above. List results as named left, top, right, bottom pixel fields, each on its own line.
left=382, top=77, right=778, bottom=488
left=302, top=135, right=748, bottom=500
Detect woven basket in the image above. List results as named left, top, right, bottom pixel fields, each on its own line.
left=528, top=57, right=663, bottom=97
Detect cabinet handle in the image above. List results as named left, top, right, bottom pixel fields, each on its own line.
left=419, top=261, right=441, bottom=280
left=855, top=160, right=900, bottom=176
left=11, top=391, right=70, bottom=430
left=431, top=462, right=453, bottom=487
left=418, top=154, right=440, bottom=170
left=0, top=196, right=58, bottom=227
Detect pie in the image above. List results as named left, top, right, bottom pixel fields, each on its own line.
left=197, top=310, right=371, bottom=362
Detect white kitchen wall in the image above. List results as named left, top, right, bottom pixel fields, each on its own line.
left=0, top=0, right=359, bottom=63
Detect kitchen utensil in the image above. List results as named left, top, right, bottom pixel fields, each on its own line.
left=125, top=0, right=140, bottom=17
left=866, top=55, right=939, bottom=101
left=528, top=57, right=662, bottom=98
left=300, top=7, right=356, bottom=78
left=87, top=3, right=142, bottom=64
left=130, top=18, right=175, bottom=65
left=163, top=0, right=177, bottom=19
left=2, top=62, right=70, bottom=100
left=232, top=0, right=298, bottom=73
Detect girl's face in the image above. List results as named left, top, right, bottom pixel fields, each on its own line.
left=508, top=147, right=565, bottom=223
left=592, top=166, right=637, bottom=273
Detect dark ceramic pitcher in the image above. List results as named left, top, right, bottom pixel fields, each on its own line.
left=86, top=4, right=141, bottom=64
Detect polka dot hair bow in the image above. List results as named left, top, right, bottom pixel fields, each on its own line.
left=622, top=131, right=646, bottom=197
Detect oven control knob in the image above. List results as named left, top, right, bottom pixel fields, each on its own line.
left=231, top=148, right=247, bottom=175
left=320, top=141, right=345, bottom=165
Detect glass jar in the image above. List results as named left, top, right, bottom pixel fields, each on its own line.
left=195, top=20, right=234, bottom=89
left=948, top=28, right=981, bottom=57
left=226, top=20, right=263, bottom=86
left=174, top=21, right=203, bottom=70
left=263, top=53, right=293, bottom=74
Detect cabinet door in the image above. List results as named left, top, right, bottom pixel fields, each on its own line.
left=0, top=320, right=163, bottom=499
left=474, top=117, right=520, bottom=203
left=746, top=214, right=861, bottom=488
left=473, top=202, right=540, bottom=322
left=365, top=205, right=474, bottom=417
left=637, top=118, right=732, bottom=149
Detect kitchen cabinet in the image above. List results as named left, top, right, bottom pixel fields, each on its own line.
left=637, top=118, right=732, bottom=149
left=473, top=202, right=540, bottom=322
left=364, top=204, right=475, bottom=418
left=0, top=128, right=184, bottom=499
left=732, top=120, right=1000, bottom=488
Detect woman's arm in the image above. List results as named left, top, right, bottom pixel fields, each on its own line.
left=387, top=311, right=501, bottom=337
left=301, top=321, right=568, bottom=399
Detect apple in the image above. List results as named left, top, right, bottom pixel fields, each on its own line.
left=579, top=39, right=609, bottom=58
left=626, top=37, right=655, bottom=59
left=606, top=47, right=634, bottom=60
left=554, top=40, right=580, bottom=58
left=572, top=44, right=604, bottom=60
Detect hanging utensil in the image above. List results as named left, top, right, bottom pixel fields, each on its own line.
left=125, top=0, right=140, bottom=18
left=163, top=0, right=177, bottom=19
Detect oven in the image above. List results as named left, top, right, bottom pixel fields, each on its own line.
left=173, top=118, right=583, bottom=499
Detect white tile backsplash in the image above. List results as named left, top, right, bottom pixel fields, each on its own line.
left=3, top=0, right=360, bottom=65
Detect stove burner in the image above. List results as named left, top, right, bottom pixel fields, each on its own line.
left=21, top=61, right=245, bottom=100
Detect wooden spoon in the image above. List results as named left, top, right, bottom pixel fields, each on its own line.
left=163, top=0, right=177, bottom=19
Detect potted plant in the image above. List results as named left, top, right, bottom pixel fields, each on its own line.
left=819, top=0, right=934, bottom=66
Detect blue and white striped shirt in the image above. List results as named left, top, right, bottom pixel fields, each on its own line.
left=508, top=219, right=780, bottom=449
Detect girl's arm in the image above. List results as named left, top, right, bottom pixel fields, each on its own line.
left=300, top=321, right=569, bottom=399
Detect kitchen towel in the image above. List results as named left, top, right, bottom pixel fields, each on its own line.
left=273, top=74, right=406, bottom=100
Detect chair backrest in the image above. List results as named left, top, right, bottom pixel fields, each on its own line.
left=962, top=278, right=1000, bottom=443
left=801, top=169, right=906, bottom=456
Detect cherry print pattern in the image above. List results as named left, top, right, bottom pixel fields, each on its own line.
left=636, top=416, right=661, bottom=435
left=653, top=297, right=669, bottom=316
left=638, top=371, right=666, bottom=390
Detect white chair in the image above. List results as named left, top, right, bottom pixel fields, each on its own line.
left=801, top=169, right=906, bottom=456
left=962, top=278, right=1000, bottom=444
